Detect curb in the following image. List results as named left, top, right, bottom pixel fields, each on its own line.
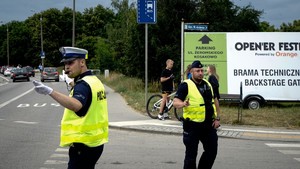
left=109, top=120, right=300, bottom=142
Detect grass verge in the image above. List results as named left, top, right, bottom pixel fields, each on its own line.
left=99, top=72, right=300, bottom=129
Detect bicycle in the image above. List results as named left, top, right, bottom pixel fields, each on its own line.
left=146, top=92, right=183, bottom=121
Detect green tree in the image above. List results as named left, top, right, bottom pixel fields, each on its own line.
left=0, top=24, right=9, bottom=65
left=76, top=35, right=98, bottom=67
left=0, top=0, right=278, bottom=76
left=90, top=37, right=115, bottom=71
left=107, top=0, right=139, bottom=75
left=0, top=21, right=31, bottom=66
left=26, top=8, right=66, bottom=67
left=259, top=21, right=277, bottom=32
left=279, top=20, right=300, bottom=32
left=81, top=5, right=115, bottom=37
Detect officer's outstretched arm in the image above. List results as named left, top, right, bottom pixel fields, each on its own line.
left=50, top=90, right=82, bottom=112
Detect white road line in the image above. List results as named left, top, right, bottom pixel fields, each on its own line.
left=265, top=143, right=300, bottom=148
left=50, top=153, right=68, bottom=158
left=56, top=148, right=69, bottom=152
left=294, top=158, right=300, bottom=162
left=0, top=75, right=9, bottom=82
left=278, top=150, right=300, bottom=154
left=44, top=160, right=68, bottom=165
left=0, top=87, right=35, bottom=109
left=224, top=128, right=300, bottom=135
left=14, top=121, right=38, bottom=124
left=0, top=82, right=8, bottom=86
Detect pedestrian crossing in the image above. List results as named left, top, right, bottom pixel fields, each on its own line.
left=265, top=143, right=300, bottom=162
left=40, top=148, right=69, bottom=169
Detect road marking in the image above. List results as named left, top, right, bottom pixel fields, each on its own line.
left=40, top=148, right=69, bottom=169
left=56, top=148, right=68, bottom=152
left=278, top=150, right=300, bottom=154
left=0, top=87, right=34, bottom=109
left=0, top=82, right=8, bottom=86
left=225, top=128, right=300, bottom=135
left=14, top=121, right=38, bottom=124
left=17, top=103, right=61, bottom=108
left=50, top=153, right=68, bottom=158
left=0, top=119, right=4, bottom=121
left=44, top=160, right=68, bottom=165
left=265, top=143, right=300, bottom=148
left=266, top=143, right=300, bottom=163
left=0, top=75, right=9, bottom=80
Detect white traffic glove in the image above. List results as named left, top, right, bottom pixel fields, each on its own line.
left=33, top=80, right=53, bottom=95
left=65, top=75, right=74, bottom=86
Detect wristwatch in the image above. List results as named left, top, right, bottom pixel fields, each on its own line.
left=215, top=117, right=220, bottom=121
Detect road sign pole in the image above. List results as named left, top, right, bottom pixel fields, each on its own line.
left=181, top=19, right=184, bottom=81
left=137, top=0, right=157, bottom=106
left=145, top=24, right=148, bottom=106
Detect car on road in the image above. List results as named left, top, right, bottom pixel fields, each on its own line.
left=11, top=67, right=30, bottom=82
left=41, top=67, right=59, bottom=82
left=10, top=67, right=18, bottom=79
left=0, top=65, right=7, bottom=74
left=4, top=67, right=13, bottom=77
left=25, top=66, right=35, bottom=77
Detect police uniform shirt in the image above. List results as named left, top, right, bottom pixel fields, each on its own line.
left=161, top=68, right=173, bottom=92
left=72, top=71, right=93, bottom=117
left=175, top=79, right=216, bottom=122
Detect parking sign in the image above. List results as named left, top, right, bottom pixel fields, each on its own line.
left=137, top=0, right=157, bottom=24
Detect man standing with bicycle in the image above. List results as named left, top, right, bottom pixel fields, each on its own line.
left=173, top=60, right=221, bottom=169
left=158, top=59, right=175, bottom=120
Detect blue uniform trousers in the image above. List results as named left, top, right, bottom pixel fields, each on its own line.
left=68, top=143, right=104, bottom=169
left=183, top=121, right=218, bottom=169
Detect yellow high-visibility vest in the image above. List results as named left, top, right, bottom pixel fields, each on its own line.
left=60, top=76, right=109, bottom=147
left=183, top=79, right=217, bottom=122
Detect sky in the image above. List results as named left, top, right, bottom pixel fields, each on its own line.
left=0, top=0, right=299, bottom=28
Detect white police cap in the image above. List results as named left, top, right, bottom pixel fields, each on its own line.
left=59, top=47, right=88, bottom=63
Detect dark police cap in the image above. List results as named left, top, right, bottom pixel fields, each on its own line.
left=191, top=60, right=203, bottom=68
left=59, top=47, right=88, bottom=63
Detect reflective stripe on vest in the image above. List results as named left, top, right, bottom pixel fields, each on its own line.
left=60, top=76, right=109, bottom=147
left=183, top=79, right=217, bottom=122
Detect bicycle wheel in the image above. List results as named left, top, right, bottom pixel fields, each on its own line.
left=174, top=107, right=183, bottom=121
left=146, top=94, right=162, bottom=119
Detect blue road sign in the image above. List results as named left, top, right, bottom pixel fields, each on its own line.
left=40, top=51, right=45, bottom=59
left=137, top=0, right=157, bottom=24
left=184, top=23, right=209, bottom=31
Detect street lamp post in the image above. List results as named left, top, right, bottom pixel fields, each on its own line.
left=6, top=24, right=9, bottom=66
left=40, top=16, right=44, bottom=69
left=31, top=10, right=44, bottom=69
left=72, top=0, right=75, bottom=47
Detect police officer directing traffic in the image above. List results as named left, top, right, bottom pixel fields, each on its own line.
left=173, top=60, right=221, bottom=169
left=33, top=47, right=109, bottom=169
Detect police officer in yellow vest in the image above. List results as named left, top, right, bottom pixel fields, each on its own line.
left=173, top=60, right=221, bottom=169
left=32, top=47, right=108, bottom=169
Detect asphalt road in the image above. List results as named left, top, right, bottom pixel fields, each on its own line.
left=0, top=74, right=299, bottom=169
